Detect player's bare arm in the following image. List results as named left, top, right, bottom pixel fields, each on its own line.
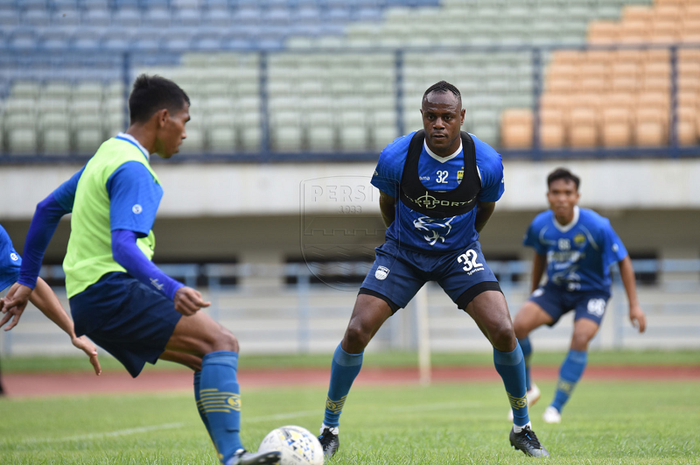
left=530, top=253, right=547, bottom=293
left=1, top=279, right=101, bottom=374
left=474, top=201, right=496, bottom=233
left=618, top=255, right=647, bottom=333
left=379, top=192, right=396, bottom=228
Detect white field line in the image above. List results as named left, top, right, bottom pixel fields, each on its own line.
left=18, top=422, right=186, bottom=444
left=16, top=401, right=481, bottom=444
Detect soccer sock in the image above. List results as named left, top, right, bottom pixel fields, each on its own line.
left=551, top=349, right=587, bottom=412
left=194, top=371, right=214, bottom=443
left=323, top=344, right=363, bottom=428
left=518, top=337, right=533, bottom=391
left=200, top=351, right=243, bottom=464
left=494, top=344, right=530, bottom=427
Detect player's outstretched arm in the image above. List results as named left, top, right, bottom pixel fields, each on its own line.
left=474, top=201, right=496, bottom=233
left=1, top=278, right=101, bottom=375
left=618, top=255, right=647, bottom=333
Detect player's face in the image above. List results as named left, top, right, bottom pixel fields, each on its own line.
left=421, top=91, right=465, bottom=157
left=547, top=179, right=580, bottom=221
left=154, top=103, right=190, bottom=159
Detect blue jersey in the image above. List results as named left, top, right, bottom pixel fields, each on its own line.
left=523, top=206, right=628, bottom=293
left=0, top=224, right=22, bottom=291
left=371, top=131, right=505, bottom=253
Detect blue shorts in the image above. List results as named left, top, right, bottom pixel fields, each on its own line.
left=529, top=282, right=610, bottom=326
left=70, top=272, right=182, bottom=378
left=359, top=240, right=501, bottom=312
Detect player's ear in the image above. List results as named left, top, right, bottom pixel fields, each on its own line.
left=460, top=108, right=466, bottom=124
left=157, top=108, right=169, bottom=128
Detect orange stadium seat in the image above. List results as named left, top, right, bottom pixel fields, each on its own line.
left=638, top=91, right=670, bottom=110
left=622, top=5, right=654, bottom=23
left=500, top=109, right=533, bottom=149
left=588, top=21, right=618, bottom=44
left=539, top=107, right=566, bottom=149
left=618, top=20, right=649, bottom=44
left=540, top=93, right=571, bottom=111
left=634, top=107, right=667, bottom=146
left=654, top=4, right=684, bottom=22
left=601, top=107, right=633, bottom=147
left=569, top=107, right=598, bottom=148
left=677, top=106, right=698, bottom=145
left=607, top=92, right=636, bottom=109
left=650, top=19, right=679, bottom=43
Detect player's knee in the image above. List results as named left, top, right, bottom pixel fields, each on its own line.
left=570, top=332, right=592, bottom=351
left=490, top=323, right=517, bottom=352
left=344, top=322, right=372, bottom=351
left=210, top=326, right=239, bottom=353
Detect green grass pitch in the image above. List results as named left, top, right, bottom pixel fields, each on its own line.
left=1, top=379, right=698, bottom=464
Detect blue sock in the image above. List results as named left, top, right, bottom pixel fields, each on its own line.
left=518, top=337, right=533, bottom=391
left=323, top=344, right=363, bottom=428
left=200, top=351, right=243, bottom=464
left=551, top=349, right=587, bottom=412
left=494, top=345, right=530, bottom=427
left=194, top=371, right=214, bottom=443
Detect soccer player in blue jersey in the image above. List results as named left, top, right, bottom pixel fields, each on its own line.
left=0, top=223, right=101, bottom=395
left=1, top=75, right=280, bottom=465
left=317, top=81, right=549, bottom=458
left=512, top=168, right=647, bottom=424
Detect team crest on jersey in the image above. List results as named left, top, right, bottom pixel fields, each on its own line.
left=375, top=266, right=390, bottom=280
left=457, top=168, right=464, bottom=181
left=10, top=252, right=19, bottom=261
left=574, top=233, right=586, bottom=246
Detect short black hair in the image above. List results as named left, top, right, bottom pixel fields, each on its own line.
left=547, top=167, right=580, bottom=190
left=423, top=80, right=461, bottom=104
left=128, top=74, right=190, bottom=124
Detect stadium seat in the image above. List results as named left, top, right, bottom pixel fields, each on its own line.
left=588, top=21, right=618, bottom=44
left=500, top=108, right=533, bottom=149
left=7, top=127, right=38, bottom=154
left=601, top=107, right=633, bottom=147
left=677, top=106, right=697, bottom=146
left=569, top=107, right=598, bottom=148
left=634, top=107, right=666, bottom=147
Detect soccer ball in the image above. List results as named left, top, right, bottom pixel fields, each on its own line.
left=258, top=425, right=324, bottom=465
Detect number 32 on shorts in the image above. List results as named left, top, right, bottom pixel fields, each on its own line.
left=458, top=248, right=485, bottom=275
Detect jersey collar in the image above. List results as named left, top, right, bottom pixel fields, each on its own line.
left=116, top=132, right=150, bottom=161
left=423, top=139, right=463, bottom=164
left=553, top=206, right=580, bottom=233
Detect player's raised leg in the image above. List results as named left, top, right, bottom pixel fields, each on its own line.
left=319, top=294, right=393, bottom=459
left=165, top=311, right=280, bottom=465
left=545, top=317, right=599, bottom=423
left=464, top=290, right=549, bottom=458
left=510, top=301, right=555, bottom=420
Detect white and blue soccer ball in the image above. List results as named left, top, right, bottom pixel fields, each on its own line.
left=258, top=425, right=324, bottom=465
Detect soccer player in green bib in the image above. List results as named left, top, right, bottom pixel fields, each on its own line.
left=2, top=75, right=280, bottom=465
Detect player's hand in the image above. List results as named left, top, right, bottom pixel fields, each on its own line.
left=629, top=303, right=647, bottom=333
left=71, top=335, right=102, bottom=375
left=174, top=286, right=211, bottom=316
left=0, top=283, right=33, bottom=331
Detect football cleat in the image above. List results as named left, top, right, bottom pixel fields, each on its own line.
left=318, top=426, right=340, bottom=459
left=508, top=384, right=541, bottom=421
left=543, top=406, right=562, bottom=424
left=509, top=425, right=550, bottom=458
left=226, top=449, right=281, bottom=465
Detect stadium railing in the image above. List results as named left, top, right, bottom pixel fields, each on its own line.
left=1, top=43, right=699, bottom=163
left=1, top=258, right=698, bottom=356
